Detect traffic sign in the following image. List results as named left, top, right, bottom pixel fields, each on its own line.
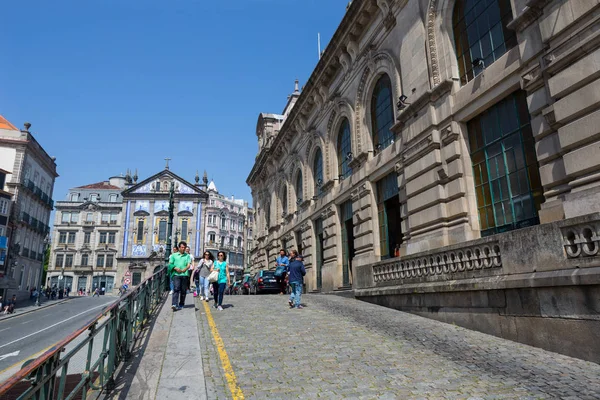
left=124, top=278, right=131, bottom=284
left=125, top=271, right=131, bottom=277
left=122, top=284, right=129, bottom=290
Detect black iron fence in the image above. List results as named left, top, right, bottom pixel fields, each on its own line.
left=0, top=266, right=169, bottom=399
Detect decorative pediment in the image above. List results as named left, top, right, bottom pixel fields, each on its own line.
left=123, top=169, right=208, bottom=199
left=177, top=201, right=194, bottom=216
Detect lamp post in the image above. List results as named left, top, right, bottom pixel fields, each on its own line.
left=164, top=181, right=175, bottom=264
left=35, top=235, right=50, bottom=306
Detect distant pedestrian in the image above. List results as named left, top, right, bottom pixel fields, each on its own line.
left=169, top=241, right=192, bottom=311
left=93, top=288, right=100, bottom=297
left=3, top=295, right=17, bottom=314
left=195, top=251, right=213, bottom=301
left=211, top=251, right=230, bottom=311
left=275, top=249, right=289, bottom=295
left=169, top=246, right=178, bottom=294
left=287, top=250, right=306, bottom=309
left=185, top=246, right=194, bottom=293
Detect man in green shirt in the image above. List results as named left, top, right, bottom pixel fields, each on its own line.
left=169, top=241, right=192, bottom=311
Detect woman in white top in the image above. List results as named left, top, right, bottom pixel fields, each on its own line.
left=195, top=251, right=214, bottom=301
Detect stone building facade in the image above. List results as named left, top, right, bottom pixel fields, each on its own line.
left=0, top=168, right=14, bottom=297
left=48, top=177, right=126, bottom=294
left=116, top=169, right=208, bottom=288
left=0, top=116, right=57, bottom=300
left=203, top=177, right=250, bottom=276
left=247, top=0, right=600, bottom=361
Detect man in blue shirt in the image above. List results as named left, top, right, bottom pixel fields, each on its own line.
left=287, top=250, right=306, bottom=309
left=275, top=249, right=289, bottom=295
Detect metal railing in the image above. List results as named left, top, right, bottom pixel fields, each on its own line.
left=0, top=266, right=169, bottom=399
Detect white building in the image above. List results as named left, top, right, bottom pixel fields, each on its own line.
left=203, top=173, right=250, bottom=276
left=48, top=176, right=126, bottom=294
left=0, top=116, right=58, bottom=300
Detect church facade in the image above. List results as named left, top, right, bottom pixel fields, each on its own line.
left=116, top=169, right=208, bottom=288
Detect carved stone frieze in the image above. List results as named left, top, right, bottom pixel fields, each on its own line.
left=562, top=222, right=600, bottom=259
left=426, top=0, right=441, bottom=86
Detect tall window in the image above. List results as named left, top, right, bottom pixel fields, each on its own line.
left=295, top=170, right=303, bottom=204
left=99, top=232, right=107, bottom=244
left=371, top=74, right=395, bottom=151
left=67, top=232, right=76, bottom=244
left=96, top=254, right=105, bottom=268
left=376, top=172, right=403, bottom=259
left=55, top=254, right=64, bottom=268
left=65, top=254, right=73, bottom=267
left=237, top=237, right=242, bottom=248
left=469, top=91, right=542, bottom=236
left=221, top=215, right=226, bottom=230
left=265, top=202, right=271, bottom=229
left=136, top=219, right=144, bottom=243
left=158, top=219, right=167, bottom=242
left=313, top=148, right=324, bottom=196
left=106, top=254, right=114, bottom=268
left=84, top=232, right=91, bottom=244
left=58, top=232, right=67, bottom=244
left=209, top=233, right=216, bottom=243
left=281, top=186, right=288, bottom=216
left=453, top=0, right=516, bottom=85
left=81, top=253, right=89, bottom=266
left=337, top=119, right=352, bottom=179
left=181, top=219, right=188, bottom=241
left=108, top=232, right=116, bottom=244
left=132, top=272, right=142, bottom=286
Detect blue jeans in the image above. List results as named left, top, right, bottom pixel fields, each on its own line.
left=196, top=276, right=210, bottom=298
left=171, top=276, right=187, bottom=308
left=289, top=281, right=303, bottom=307
left=170, top=277, right=174, bottom=291
left=212, top=282, right=226, bottom=306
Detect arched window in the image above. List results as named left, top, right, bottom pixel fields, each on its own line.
left=371, top=74, right=394, bottom=152
left=295, top=170, right=303, bottom=204
left=313, top=148, right=324, bottom=197
left=337, top=119, right=352, bottom=179
left=453, top=0, right=516, bottom=85
left=281, top=185, right=288, bottom=216
left=265, top=201, right=271, bottom=229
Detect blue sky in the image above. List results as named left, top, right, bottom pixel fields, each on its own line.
left=0, top=0, right=349, bottom=206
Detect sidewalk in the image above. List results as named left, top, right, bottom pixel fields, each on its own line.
left=0, top=297, right=71, bottom=320
left=102, top=295, right=208, bottom=400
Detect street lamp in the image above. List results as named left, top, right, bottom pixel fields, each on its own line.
left=35, top=235, right=50, bottom=307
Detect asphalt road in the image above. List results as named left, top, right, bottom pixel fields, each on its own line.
left=0, top=296, right=117, bottom=383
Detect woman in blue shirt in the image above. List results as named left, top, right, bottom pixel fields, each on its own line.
left=211, top=251, right=230, bottom=311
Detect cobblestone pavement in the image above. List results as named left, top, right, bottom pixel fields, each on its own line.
left=196, top=294, right=600, bottom=400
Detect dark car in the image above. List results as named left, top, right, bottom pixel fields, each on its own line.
left=240, top=275, right=252, bottom=295
left=250, top=270, right=279, bottom=294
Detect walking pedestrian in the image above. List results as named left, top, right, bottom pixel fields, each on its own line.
left=275, top=249, right=289, bottom=295
left=185, top=246, right=194, bottom=293
left=287, top=250, right=306, bottom=309
left=169, top=241, right=192, bottom=311
left=195, top=251, right=213, bottom=300
left=211, top=251, right=230, bottom=311
left=169, top=245, right=178, bottom=294
left=93, top=287, right=100, bottom=297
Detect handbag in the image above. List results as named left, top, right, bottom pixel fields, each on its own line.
left=208, top=270, right=219, bottom=283
left=274, top=266, right=286, bottom=277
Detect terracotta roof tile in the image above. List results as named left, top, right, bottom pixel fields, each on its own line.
left=0, top=115, right=18, bottom=131
left=76, top=181, right=121, bottom=190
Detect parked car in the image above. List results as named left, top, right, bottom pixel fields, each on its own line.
left=250, top=270, right=279, bottom=294
left=240, top=274, right=252, bottom=295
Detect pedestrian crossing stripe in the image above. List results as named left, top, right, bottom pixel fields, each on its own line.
left=202, top=301, right=244, bottom=400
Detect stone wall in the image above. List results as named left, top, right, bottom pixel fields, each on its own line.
left=354, top=212, right=600, bottom=363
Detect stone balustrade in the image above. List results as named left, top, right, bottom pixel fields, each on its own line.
left=373, top=242, right=501, bottom=283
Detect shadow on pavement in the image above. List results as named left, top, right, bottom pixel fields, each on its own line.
left=94, top=294, right=168, bottom=400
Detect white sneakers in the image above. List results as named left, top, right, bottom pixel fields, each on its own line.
left=217, top=306, right=223, bottom=311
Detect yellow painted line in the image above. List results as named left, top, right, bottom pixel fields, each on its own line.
left=202, top=301, right=244, bottom=400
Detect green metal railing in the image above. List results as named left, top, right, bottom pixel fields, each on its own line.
left=0, top=266, right=169, bottom=399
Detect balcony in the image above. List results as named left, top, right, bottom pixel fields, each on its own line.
left=22, top=179, right=54, bottom=209
left=84, top=221, right=95, bottom=226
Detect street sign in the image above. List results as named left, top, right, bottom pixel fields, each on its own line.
left=124, top=278, right=131, bottom=284
left=125, top=271, right=131, bottom=277
left=122, top=284, right=129, bottom=290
